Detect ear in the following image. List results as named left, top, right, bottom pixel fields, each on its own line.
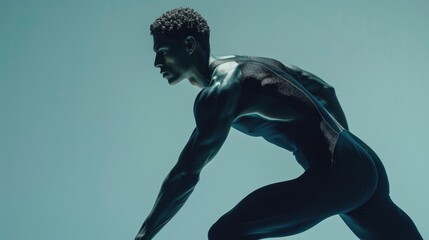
left=184, top=36, right=196, bottom=54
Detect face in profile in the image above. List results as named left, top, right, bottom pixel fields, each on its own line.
left=152, top=34, right=191, bottom=85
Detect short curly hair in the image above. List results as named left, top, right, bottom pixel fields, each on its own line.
left=150, top=7, right=210, bottom=53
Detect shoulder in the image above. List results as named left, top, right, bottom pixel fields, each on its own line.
left=194, top=61, right=242, bottom=121
left=212, top=60, right=242, bottom=83
left=200, top=61, right=241, bottom=102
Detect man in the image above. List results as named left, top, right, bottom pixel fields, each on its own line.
left=136, top=7, right=422, bottom=239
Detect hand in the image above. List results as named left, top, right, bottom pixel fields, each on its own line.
left=135, top=232, right=148, bottom=240
left=135, top=224, right=150, bottom=240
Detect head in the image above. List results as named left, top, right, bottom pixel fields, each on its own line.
left=150, top=7, right=211, bottom=85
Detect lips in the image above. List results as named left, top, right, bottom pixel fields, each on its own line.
left=160, top=69, right=168, bottom=76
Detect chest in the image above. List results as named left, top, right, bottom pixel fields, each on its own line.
left=232, top=114, right=275, bottom=136
left=232, top=114, right=315, bottom=152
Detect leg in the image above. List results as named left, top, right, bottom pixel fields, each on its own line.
left=208, top=170, right=328, bottom=239
left=341, top=133, right=423, bottom=239
left=208, top=167, right=373, bottom=239
left=208, top=131, right=380, bottom=240
left=341, top=196, right=422, bottom=239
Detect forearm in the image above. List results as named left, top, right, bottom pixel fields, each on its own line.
left=139, top=171, right=199, bottom=239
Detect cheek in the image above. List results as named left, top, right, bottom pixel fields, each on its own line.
left=164, top=57, right=176, bottom=66
left=166, top=56, right=189, bottom=70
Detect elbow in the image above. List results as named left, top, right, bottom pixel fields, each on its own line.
left=176, top=172, right=200, bottom=191
left=184, top=173, right=200, bottom=186
left=169, top=168, right=200, bottom=185
left=180, top=171, right=200, bottom=184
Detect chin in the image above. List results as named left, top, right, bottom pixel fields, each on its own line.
left=167, top=76, right=185, bottom=85
left=166, top=79, right=181, bottom=85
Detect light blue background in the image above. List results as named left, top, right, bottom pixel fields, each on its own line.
left=1, top=0, right=428, bottom=239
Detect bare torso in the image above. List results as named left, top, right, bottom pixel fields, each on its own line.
left=205, top=56, right=345, bottom=169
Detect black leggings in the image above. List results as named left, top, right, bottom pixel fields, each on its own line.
left=208, top=131, right=422, bottom=239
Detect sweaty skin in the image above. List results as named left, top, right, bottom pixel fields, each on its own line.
left=136, top=35, right=422, bottom=239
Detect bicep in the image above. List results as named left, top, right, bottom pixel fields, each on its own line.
left=175, top=65, right=241, bottom=175
left=193, top=63, right=241, bottom=145
left=173, top=121, right=230, bottom=176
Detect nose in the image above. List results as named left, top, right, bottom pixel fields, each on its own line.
left=154, top=54, right=163, bottom=68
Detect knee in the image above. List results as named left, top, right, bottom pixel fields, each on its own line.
left=208, top=216, right=241, bottom=240
left=208, top=218, right=228, bottom=240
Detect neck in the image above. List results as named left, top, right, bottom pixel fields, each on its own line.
left=189, top=53, right=218, bottom=88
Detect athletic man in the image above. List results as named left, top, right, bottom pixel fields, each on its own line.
left=136, top=7, right=422, bottom=239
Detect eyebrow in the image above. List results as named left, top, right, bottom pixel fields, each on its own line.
left=153, top=46, right=168, bottom=52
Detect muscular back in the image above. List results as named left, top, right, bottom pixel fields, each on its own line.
left=211, top=56, right=348, bottom=128
left=208, top=56, right=347, bottom=168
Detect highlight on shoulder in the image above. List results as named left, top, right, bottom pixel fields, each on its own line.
left=210, top=61, right=242, bottom=89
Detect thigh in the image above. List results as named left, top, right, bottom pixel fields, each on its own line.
left=209, top=131, right=381, bottom=239
left=209, top=168, right=357, bottom=240
left=341, top=196, right=423, bottom=239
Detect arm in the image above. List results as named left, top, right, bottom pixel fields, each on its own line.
left=135, top=63, right=242, bottom=240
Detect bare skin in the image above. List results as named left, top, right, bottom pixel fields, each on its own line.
left=135, top=34, right=422, bottom=239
